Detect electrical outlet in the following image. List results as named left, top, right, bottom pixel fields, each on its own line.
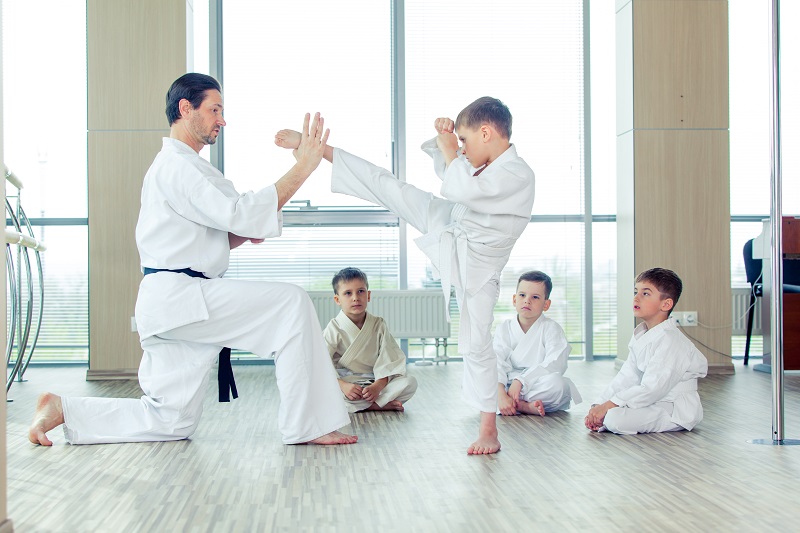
left=673, top=311, right=697, bottom=327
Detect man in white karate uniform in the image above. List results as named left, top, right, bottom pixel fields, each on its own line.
left=495, top=271, right=581, bottom=417
left=323, top=267, right=417, bottom=413
left=29, top=73, right=357, bottom=447
left=276, top=97, right=535, bottom=455
left=585, top=268, right=707, bottom=435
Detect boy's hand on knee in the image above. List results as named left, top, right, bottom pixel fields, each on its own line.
left=339, top=380, right=363, bottom=401
left=498, top=389, right=517, bottom=416
left=508, top=379, right=523, bottom=403
left=362, top=378, right=388, bottom=403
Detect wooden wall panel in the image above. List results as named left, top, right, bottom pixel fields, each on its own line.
left=633, top=0, right=728, bottom=129
left=88, top=132, right=165, bottom=377
left=87, top=0, right=186, bottom=131
left=87, top=0, right=186, bottom=377
left=634, top=129, right=731, bottom=368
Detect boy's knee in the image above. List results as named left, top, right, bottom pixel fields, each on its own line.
left=602, top=408, right=637, bottom=435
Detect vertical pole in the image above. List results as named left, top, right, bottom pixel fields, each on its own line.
left=209, top=0, right=224, bottom=173
left=768, top=0, right=785, bottom=443
left=582, top=0, right=594, bottom=361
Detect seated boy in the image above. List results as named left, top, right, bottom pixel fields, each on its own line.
left=323, top=267, right=418, bottom=413
left=585, top=268, right=708, bottom=435
left=496, top=271, right=581, bottom=417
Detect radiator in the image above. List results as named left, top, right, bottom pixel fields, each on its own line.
left=732, top=287, right=762, bottom=336
left=306, top=290, right=451, bottom=339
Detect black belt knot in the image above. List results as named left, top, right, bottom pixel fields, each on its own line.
left=142, top=266, right=239, bottom=402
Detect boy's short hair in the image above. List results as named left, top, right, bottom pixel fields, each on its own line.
left=636, top=268, right=682, bottom=311
left=517, top=270, right=553, bottom=299
left=331, top=267, right=369, bottom=294
left=455, top=97, right=512, bottom=140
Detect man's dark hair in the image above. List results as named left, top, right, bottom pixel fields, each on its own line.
left=517, top=270, right=553, bottom=299
left=165, top=73, right=222, bottom=126
left=331, top=267, right=369, bottom=294
left=455, top=96, right=513, bottom=139
left=636, top=267, right=683, bottom=313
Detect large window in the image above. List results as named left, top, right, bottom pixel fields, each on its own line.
left=215, top=1, right=607, bottom=358
left=3, top=0, right=88, bottom=362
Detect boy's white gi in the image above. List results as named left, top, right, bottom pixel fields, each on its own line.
left=60, top=138, right=351, bottom=444
left=323, top=311, right=417, bottom=413
left=494, top=315, right=581, bottom=412
left=331, top=139, right=535, bottom=413
left=596, top=317, right=708, bottom=434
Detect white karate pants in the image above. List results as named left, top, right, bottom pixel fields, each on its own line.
left=602, top=402, right=684, bottom=435
left=62, top=279, right=351, bottom=444
left=505, top=373, right=573, bottom=413
left=332, top=149, right=500, bottom=413
left=344, top=375, right=419, bottom=413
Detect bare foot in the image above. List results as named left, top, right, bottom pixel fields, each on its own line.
left=366, top=400, right=404, bottom=412
left=274, top=129, right=301, bottom=150
left=29, top=392, right=64, bottom=446
left=467, top=432, right=501, bottom=455
left=518, top=399, right=546, bottom=417
left=307, top=430, right=358, bottom=445
left=467, top=414, right=501, bottom=455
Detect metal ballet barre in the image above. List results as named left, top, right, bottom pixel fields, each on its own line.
left=5, top=165, right=46, bottom=395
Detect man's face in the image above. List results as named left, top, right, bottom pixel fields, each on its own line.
left=334, top=279, right=371, bottom=322
left=513, top=280, right=551, bottom=323
left=187, top=89, right=226, bottom=146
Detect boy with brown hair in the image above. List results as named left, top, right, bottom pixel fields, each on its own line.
left=323, top=267, right=417, bottom=413
left=585, top=268, right=708, bottom=435
left=276, top=97, right=536, bottom=454
left=495, top=271, right=581, bottom=417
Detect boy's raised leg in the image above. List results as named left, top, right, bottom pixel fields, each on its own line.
left=467, top=411, right=501, bottom=455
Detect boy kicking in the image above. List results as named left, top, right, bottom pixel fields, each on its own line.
left=276, top=97, right=535, bottom=454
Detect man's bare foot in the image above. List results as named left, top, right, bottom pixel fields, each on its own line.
left=518, top=399, right=546, bottom=417
left=307, top=430, right=358, bottom=445
left=274, top=129, right=301, bottom=150
left=366, top=400, right=404, bottom=412
left=29, top=392, right=64, bottom=446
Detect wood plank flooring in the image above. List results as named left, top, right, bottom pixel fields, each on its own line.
left=6, top=360, right=800, bottom=532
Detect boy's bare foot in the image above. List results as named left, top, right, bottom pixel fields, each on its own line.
left=29, top=392, right=64, bottom=446
left=307, top=430, right=358, bottom=445
left=468, top=412, right=501, bottom=455
left=366, top=400, right=404, bottom=412
left=467, top=431, right=501, bottom=455
left=274, top=129, right=302, bottom=150
left=518, top=399, right=546, bottom=417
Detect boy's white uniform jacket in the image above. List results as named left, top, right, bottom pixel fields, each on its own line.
left=323, top=311, right=407, bottom=382
left=596, top=318, right=708, bottom=430
left=332, top=140, right=535, bottom=303
left=494, top=315, right=581, bottom=404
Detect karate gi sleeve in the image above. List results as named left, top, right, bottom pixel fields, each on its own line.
left=494, top=325, right=514, bottom=384
left=168, top=168, right=282, bottom=239
left=420, top=137, right=451, bottom=181
left=518, top=322, right=571, bottom=384
left=608, top=339, right=692, bottom=409
left=372, top=321, right=408, bottom=380
left=596, top=352, right=641, bottom=405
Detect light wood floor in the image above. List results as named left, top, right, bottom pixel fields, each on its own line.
left=6, top=359, right=800, bottom=532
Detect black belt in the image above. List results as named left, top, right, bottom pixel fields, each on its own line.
left=142, top=267, right=239, bottom=402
